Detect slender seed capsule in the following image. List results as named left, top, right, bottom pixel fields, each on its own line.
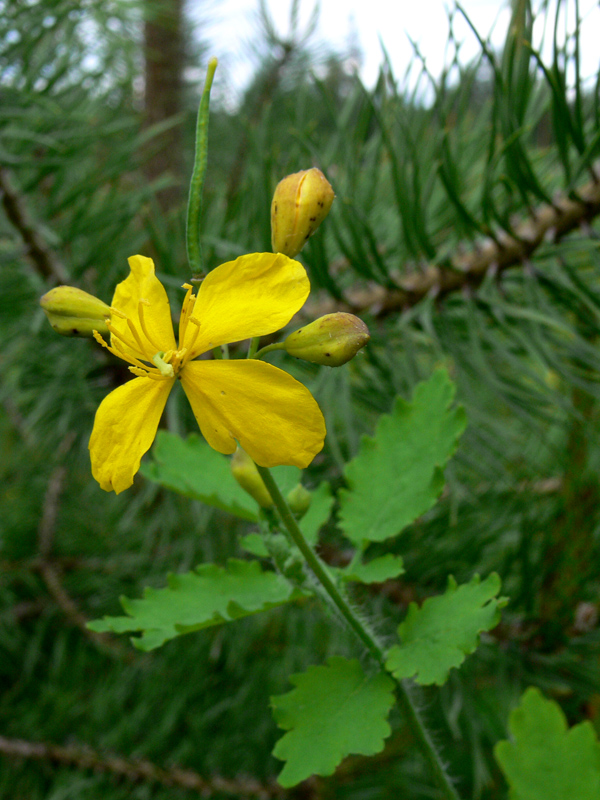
left=284, top=312, right=370, bottom=367
left=271, top=168, right=335, bottom=258
left=40, top=286, right=111, bottom=337
left=231, top=447, right=273, bottom=509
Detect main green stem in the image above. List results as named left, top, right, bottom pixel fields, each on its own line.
left=256, top=465, right=461, bottom=800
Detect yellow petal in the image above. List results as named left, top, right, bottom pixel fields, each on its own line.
left=180, top=360, right=325, bottom=468
left=110, top=255, right=176, bottom=361
left=89, top=376, right=174, bottom=494
left=184, top=253, right=309, bottom=356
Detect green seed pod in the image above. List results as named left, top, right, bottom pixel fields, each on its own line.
left=284, top=312, right=370, bottom=367
left=40, top=285, right=111, bottom=337
left=231, top=447, right=273, bottom=509
left=271, top=168, right=335, bottom=258
left=286, top=483, right=312, bottom=518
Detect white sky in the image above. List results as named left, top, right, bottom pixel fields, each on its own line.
left=191, top=0, right=600, bottom=101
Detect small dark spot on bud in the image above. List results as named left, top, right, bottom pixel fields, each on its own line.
left=72, top=328, right=78, bottom=335
left=318, top=201, right=324, bottom=207
left=304, top=233, right=310, bottom=240
left=221, top=390, right=226, bottom=395
left=309, top=217, right=316, bottom=222
left=325, top=352, right=331, bottom=357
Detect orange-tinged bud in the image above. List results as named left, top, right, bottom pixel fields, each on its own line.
left=231, top=447, right=273, bottom=509
left=40, top=285, right=111, bottom=337
left=286, top=484, right=311, bottom=518
left=271, top=168, right=335, bottom=258
left=284, top=312, right=370, bottom=367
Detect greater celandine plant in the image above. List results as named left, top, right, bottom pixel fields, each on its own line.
left=39, top=60, right=600, bottom=799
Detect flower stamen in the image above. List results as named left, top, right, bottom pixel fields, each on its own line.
left=181, top=317, right=201, bottom=365
left=127, top=317, right=150, bottom=357
left=105, top=320, right=146, bottom=359
left=138, top=300, right=163, bottom=351
left=178, top=284, right=196, bottom=346
left=128, top=365, right=170, bottom=381
left=94, top=330, right=162, bottom=375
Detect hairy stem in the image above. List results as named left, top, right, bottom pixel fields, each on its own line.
left=256, top=465, right=460, bottom=800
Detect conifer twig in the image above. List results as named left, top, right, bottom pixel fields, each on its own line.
left=0, top=735, right=285, bottom=798
left=35, top=436, right=124, bottom=656
left=317, top=173, right=600, bottom=319
left=0, top=166, right=69, bottom=284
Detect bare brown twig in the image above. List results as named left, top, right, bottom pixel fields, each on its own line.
left=35, top=434, right=125, bottom=655
left=0, top=166, right=69, bottom=284
left=0, top=735, right=286, bottom=798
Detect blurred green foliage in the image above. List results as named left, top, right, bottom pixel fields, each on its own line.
left=2, top=0, right=600, bottom=797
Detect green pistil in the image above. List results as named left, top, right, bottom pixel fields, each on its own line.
left=152, top=352, right=175, bottom=377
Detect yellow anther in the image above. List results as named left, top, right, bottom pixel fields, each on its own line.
left=109, top=306, right=127, bottom=319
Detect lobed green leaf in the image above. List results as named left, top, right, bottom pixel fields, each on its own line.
left=338, top=370, right=467, bottom=545
left=340, top=554, right=405, bottom=584
left=385, top=573, right=505, bottom=685
left=271, top=657, right=395, bottom=787
left=495, top=687, right=600, bottom=800
left=88, top=559, right=305, bottom=651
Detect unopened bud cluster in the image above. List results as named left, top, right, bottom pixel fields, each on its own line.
left=284, top=313, right=370, bottom=367
left=271, top=168, right=334, bottom=258
left=40, top=286, right=111, bottom=338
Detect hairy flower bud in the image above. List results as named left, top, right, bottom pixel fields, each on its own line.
left=40, top=285, right=111, bottom=337
left=286, top=483, right=312, bottom=518
left=231, top=447, right=273, bottom=509
left=271, top=168, right=335, bottom=258
left=284, top=313, right=370, bottom=367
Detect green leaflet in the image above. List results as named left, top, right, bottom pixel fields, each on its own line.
left=340, top=554, right=405, bottom=584
left=141, top=431, right=300, bottom=520
left=298, top=480, right=334, bottom=546
left=495, top=687, right=600, bottom=800
left=88, top=559, right=305, bottom=651
left=271, top=657, right=395, bottom=787
left=385, top=573, right=505, bottom=685
left=338, top=370, right=467, bottom=545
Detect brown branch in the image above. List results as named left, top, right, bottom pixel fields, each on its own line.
left=0, top=166, right=69, bottom=284
left=0, top=735, right=286, bottom=798
left=35, top=435, right=126, bottom=656
left=316, top=175, right=600, bottom=318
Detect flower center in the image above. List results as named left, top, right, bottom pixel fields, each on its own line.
left=92, top=284, right=200, bottom=381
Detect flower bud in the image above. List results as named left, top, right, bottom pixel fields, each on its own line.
left=284, top=313, right=370, bottom=367
left=286, top=484, right=312, bottom=518
left=271, top=168, right=335, bottom=258
left=40, top=286, right=111, bottom=338
left=230, top=447, right=273, bottom=509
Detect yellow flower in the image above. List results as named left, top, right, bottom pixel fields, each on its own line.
left=89, top=253, right=326, bottom=494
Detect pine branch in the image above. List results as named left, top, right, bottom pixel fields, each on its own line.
left=0, top=166, right=69, bottom=284
left=35, top=437, right=125, bottom=657
left=0, top=735, right=286, bottom=798
left=320, top=173, right=600, bottom=318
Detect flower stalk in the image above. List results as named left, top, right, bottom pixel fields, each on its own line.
left=255, top=464, right=461, bottom=800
